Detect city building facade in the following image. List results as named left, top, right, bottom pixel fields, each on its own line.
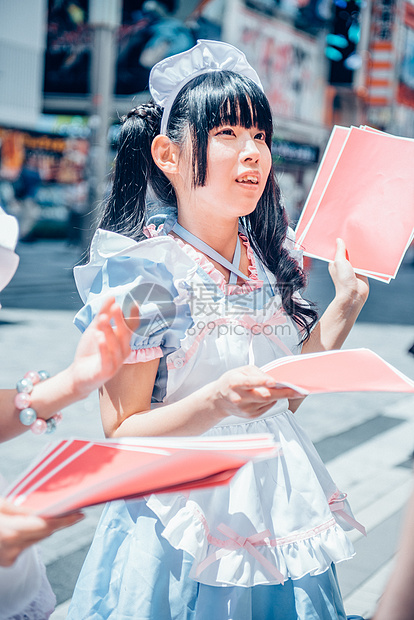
left=0, top=0, right=413, bottom=237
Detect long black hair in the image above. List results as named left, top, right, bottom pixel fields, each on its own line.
left=99, top=71, right=318, bottom=339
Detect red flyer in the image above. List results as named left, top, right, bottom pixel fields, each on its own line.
left=5, top=434, right=279, bottom=517
left=295, top=126, right=414, bottom=281
left=261, top=348, right=414, bottom=395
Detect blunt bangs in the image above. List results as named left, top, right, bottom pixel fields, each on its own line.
left=168, top=71, right=273, bottom=186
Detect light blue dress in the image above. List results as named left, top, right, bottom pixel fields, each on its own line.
left=68, top=224, right=362, bottom=620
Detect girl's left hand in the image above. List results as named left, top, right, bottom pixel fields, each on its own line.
left=328, top=238, right=369, bottom=305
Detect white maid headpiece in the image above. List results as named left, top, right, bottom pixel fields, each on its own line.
left=149, top=39, right=264, bottom=135
left=0, top=206, right=19, bottom=292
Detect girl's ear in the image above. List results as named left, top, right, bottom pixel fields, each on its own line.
left=151, top=135, right=180, bottom=176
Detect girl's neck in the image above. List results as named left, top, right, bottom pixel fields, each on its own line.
left=176, top=213, right=239, bottom=263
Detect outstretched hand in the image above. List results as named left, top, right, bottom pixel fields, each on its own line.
left=0, top=498, right=84, bottom=566
left=328, top=238, right=369, bottom=304
left=215, top=365, right=303, bottom=420
left=69, top=297, right=139, bottom=399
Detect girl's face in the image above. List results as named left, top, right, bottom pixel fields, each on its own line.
left=177, top=124, right=272, bottom=222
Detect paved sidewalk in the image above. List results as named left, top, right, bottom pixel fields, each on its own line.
left=0, top=308, right=413, bottom=618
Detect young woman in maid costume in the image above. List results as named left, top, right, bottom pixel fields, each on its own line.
left=0, top=206, right=133, bottom=619
left=68, top=40, right=369, bottom=619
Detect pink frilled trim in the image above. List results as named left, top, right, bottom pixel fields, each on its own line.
left=143, top=224, right=263, bottom=295
left=146, top=494, right=356, bottom=586
left=124, top=346, right=163, bottom=364
left=143, top=223, right=164, bottom=238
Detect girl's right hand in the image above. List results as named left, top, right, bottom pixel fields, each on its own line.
left=328, top=238, right=369, bottom=306
left=215, top=365, right=303, bottom=420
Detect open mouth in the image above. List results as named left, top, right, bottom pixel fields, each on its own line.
left=236, top=175, right=259, bottom=185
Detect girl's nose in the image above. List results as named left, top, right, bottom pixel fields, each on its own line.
left=241, top=138, right=260, bottom=163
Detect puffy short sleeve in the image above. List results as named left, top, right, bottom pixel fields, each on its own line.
left=73, top=229, right=195, bottom=363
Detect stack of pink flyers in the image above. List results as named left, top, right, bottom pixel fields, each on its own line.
left=295, top=125, right=414, bottom=282
left=5, top=434, right=279, bottom=517
left=261, top=348, right=414, bottom=395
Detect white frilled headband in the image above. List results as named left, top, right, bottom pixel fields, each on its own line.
left=149, top=39, right=264, bottom=135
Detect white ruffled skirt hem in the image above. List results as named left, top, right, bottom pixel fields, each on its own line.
left=148, top=498, right=355, bottom=587
left=146, top=410, right=361, bottom=588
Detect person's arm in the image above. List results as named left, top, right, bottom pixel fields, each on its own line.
left=373, top=485, right=414, bottom=620
left=288, top=238, right=369, bottom=414
left=0, top=297, right=134, bottom=442
left=0, top=498, right=84, bottom=567
left=100, top=360, right=302, bottom=438
left=302, top=238, right=369, bottom=355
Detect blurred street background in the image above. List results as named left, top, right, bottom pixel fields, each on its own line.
left=0, top=0, right=413, bottom=618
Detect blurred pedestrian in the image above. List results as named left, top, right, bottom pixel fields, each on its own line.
left=11, top=154, right=42, bottom=241
left=65, top=177, right=88, bottom=247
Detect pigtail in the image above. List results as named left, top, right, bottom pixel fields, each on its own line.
left=245, top=173, right=318, bottom=343
left=98, top=102, right=164, bottom=240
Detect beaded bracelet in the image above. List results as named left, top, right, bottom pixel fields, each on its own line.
left=14, top=370, right=63, bottom=435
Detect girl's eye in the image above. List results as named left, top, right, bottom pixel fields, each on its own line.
left=255, top=132, right=266, bottom=141
left=216, top=128, right=235, bottom=136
